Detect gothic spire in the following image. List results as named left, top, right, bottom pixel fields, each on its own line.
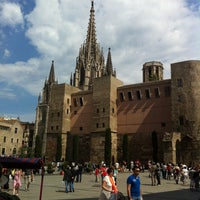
left=38, top=92, right=41, bottom=103
left=105, top=48, right=115, bottom=77
left=70, top=73, right=73, bottom=86
left=85, top=1, right=97, bottom=60
left=73, top=1, right=106, bottom=90
left=48, top=60, right=55, bottom=84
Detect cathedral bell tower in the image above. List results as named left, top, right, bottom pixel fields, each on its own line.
left=142, top=61, right=163, bottom=82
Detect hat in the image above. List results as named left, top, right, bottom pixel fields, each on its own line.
left=0, top=175, right=8, bottom=187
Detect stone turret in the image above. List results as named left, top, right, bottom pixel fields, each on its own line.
left=143, top=61, right=163, bottom=82
left=171, top=60, right=200, bottom=164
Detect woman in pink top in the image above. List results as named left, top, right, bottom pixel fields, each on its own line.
left=13, top=169, right=22, bottom=196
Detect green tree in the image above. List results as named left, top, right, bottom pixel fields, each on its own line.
left=19, top=146, right=28, bottom=157
left=19, top=146, right=34, bottom=158
left=105, top=128, right=112, bottom=166
left=56, top=134, right=62, bottom=162
left=72, top=135, right=79, bottom=162
left=27, top=147, right=34, bottom=157
left=35, top=135, right=42, bottom=157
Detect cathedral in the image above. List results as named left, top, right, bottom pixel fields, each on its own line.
left=35, top=1, right=200, bottom=166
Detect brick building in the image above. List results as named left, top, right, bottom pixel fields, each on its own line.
left=35, top=2, right=200, bottom=166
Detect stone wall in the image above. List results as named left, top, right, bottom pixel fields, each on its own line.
left=171, top=60, right=200, bottom=164
left=0, top=119, right=26, bottom=156
left=117, top=80, right=171, bottom=162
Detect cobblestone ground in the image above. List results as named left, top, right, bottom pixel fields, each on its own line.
left=4, top=171, right=200, bottom=200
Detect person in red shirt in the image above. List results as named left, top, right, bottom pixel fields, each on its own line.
left=95, top=166, right=100, bottom=182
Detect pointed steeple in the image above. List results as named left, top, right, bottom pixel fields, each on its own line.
left=105, top=48, right=116, bottom=77
left=70, top=73, right=73, bottom=85
left=106, top=48, right=113, bottom=75
left=85, top=1, right=97, bottom=60
left=38, top=93, right=41, bottom=103
left=73, top=1, right=106, bottom=91
left=41, top=60, right=57, bottom=104
left=48, top=60, right=55, bottom=84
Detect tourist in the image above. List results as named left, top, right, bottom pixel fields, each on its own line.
left=127, top=166, right=143, bottom=200
left=113, top=165, right=118, bottom=185
left=12, top=169, right=22, bottom=196
left=70, top=165, right=76, bottom=192
left=149, top=162, right=156, bottom=186
left=23, top=169, right=33, bottom=191
left=99, top=167, right=118, bottom=200
left=95, top=166, right=100, bottom=182
left=155, top=163, right=161, bottom=185
left=180, top=164, right=188, bottom=184
left=161, top=163, right=167, bottom=179
left=76, top=163, right=83, bottom=182
left=166, top=163, right=172, bottom=180
left=63, top=166, right=72, bottom=193
left=174, top=165, right=181, bottom=184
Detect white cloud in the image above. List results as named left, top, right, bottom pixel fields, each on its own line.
left=0, top=0, right=199, bottom=122
left=25, top=0, right=86, bottom=60
left=1, top=0, right=200, bottom=97
left=0, top=1, right=24, bottom=27
left=3, top=49, right=10, bottom=57
left=0, top=88, right=16, bottom=99
left=0, top=58, right=45, bottom=95
left=25, top=0, right=200, bottom=85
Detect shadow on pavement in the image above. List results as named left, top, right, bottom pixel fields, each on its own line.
left=55, top=199, right=97, bottom=200
left=55, top=189, right=200, bottom=200
left=143, top=188, right=200, bottom=200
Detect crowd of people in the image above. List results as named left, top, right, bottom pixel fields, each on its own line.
left=0, top=164, right=34, bottom=199
left=1, top=160, right=200, bottom=200
left=58, top=160, right=200, bottom=200
left=146, top=161, right=200, bottom=190
left=60, top=161, right=142, bottom=200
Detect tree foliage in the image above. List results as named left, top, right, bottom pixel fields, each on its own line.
left=19, top=146, right=28, bottom=158
left=72, top=135, right=79, bottom=162
left=34, top=135, right=42, bottom=157
left=105, top=128, right=112, bottom=166
left=56, top=134, right=62, bottom=162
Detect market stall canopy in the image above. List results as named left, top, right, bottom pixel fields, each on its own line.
left=0, top=157, right=44, bottom=169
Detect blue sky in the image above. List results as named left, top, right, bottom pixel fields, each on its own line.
left=0, top=0, right=200, bottom=122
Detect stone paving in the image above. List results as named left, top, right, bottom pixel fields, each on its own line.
left=4, top=171, right=200, bottom=200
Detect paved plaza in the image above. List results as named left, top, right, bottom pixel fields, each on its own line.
left=5, top=171, right=200, bottom=200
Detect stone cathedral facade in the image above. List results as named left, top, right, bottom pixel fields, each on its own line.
left=35, top=2, right=200, bottom=166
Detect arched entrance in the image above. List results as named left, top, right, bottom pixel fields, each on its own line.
left=180, top=136, right=193, bottom=164
left=163, top=132, right=181, bottom=164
